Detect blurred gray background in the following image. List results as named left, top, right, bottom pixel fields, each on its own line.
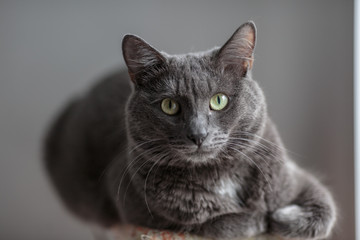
left=0, top=0, right=354, bottom=239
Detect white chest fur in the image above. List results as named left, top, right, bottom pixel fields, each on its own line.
left=214, top=178, right=238, bottom=200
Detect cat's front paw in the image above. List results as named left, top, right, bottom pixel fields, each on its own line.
left=269, top=205, right=334, bottom=239
left=196, top=212, right=266, bottom=239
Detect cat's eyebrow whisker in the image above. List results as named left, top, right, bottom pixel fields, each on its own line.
left=227, top=145, right=273, bottom=192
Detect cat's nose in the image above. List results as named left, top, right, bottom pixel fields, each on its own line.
left=187, top=132, right=208, bottom=147
left=186, top=114, right=208, bottom=147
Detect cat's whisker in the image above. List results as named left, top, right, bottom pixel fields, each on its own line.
left=116, top=145, right=163, bottom=202
left=151, top=152, right=182, bottom=189
left=227, top=145, right=273, bottom=192
left=229, top=146, right=273, bottom=192
left=111, top=139, right=163, bottom=186
left=128, top=139, right=163, bottom=154
left=98, top=144, right=128, bottom=183
left=227, top=138, right=283, bottom=165
left=122, top=150, right=165, bottom=205
left=151, top=160, right=164, bottom=190
left=234, top=131, right=301, bottom=157
left=227, top=141, right=271, bottom=167
left=144, top=152, right=171, bottom=218
left=98, top=136, right=151, bottom=183
left=228, top=136, right=274, bottom=152
left=218, top=147, right=255, bottom=200
left=118, top=145, right=163, bottom=188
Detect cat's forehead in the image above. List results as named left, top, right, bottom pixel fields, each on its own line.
left=164, top=54, right=223, bottom=97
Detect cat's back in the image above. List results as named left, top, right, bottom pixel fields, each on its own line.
left=45, top=68, right=131, bottom=167
left=44, top=69, right=131, bottom=226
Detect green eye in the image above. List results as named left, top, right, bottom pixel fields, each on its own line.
left=161, top=98, right=180, bottom=115
left=210, top=93, right=228, bottom=111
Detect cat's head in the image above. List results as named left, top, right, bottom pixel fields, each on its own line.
left=123, top=22, right=267, bottom=165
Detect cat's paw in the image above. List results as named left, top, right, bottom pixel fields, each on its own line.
left=270, top=205, right=333, bottom=239
left=272, top=205, right=308, bottom=222
left=196, top=213, right=266, bottom=239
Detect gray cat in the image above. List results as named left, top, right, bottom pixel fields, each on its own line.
left=44, top=22, right=336, bottom=239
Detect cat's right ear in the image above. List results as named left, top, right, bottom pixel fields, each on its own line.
left=216, top=21, right=256, bottom=77
left=122, top=35, right=166, bottom=83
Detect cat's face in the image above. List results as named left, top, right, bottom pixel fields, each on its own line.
left=123, top=22, right=266, bottom=165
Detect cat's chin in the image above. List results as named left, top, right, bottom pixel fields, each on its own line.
left=185, top=148, right=218, bottom=163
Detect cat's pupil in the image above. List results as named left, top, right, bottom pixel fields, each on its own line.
left=168, top=100, right=172, bottom=109
left=217, top=96, right=221, bottom=104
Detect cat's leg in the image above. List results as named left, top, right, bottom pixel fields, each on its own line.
left=269, top=172, right=336, bottom=239
left=194, top=212, right=267, bottom=239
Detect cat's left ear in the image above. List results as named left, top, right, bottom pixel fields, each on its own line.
left=217, top=21, right=256, bottom=77
left=122, top=34, right=166, bottom=83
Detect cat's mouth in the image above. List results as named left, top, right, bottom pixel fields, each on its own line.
left=184, top=148, right=217, bottom=163
left=185, top=146, right=216, bottom=159
left=189, top=148, right=211, bottom=155
left=171, top=142, right=220, bottom=161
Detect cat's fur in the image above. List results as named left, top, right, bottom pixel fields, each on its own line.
left=44, top=22, right=336, bottom=239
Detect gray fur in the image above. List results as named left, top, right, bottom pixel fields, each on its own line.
left=44, top=22, right=336, bottom=239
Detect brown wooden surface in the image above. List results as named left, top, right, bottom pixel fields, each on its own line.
left=111, top=225, right=284, bottom=240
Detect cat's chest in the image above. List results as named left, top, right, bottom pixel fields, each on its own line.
left=159, top=176, right=240, bottom=202
left=213, top=178, right=239, bottom=200
left=149, top=176, right=242, bottom=224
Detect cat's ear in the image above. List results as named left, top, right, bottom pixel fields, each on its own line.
left=122, top=35, right=166, bottom=83
left=217, top=21, right=256, bottom=77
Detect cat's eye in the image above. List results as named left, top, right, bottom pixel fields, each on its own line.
left=210, top=93, right=228, bottom=111
left=161, top=98, right=180, bottom=115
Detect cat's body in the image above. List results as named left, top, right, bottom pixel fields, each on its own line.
left=45, top=22, right=336, bottom=239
